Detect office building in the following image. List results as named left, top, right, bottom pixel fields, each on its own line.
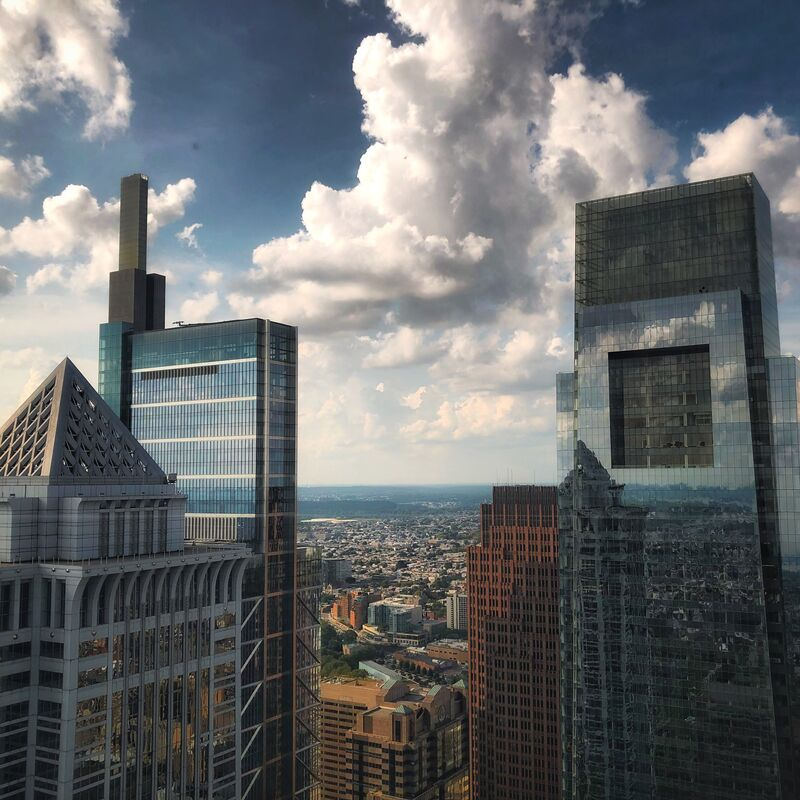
left=332, top=590, right=380, bottom=631
left=427, top=640, right=468, bottom=665
left=367, top=599, right=423, bottom=633
left=320, top=675, right=469, bottom=800
left=296, top=545, right=323, bottom=798
left=558, top=174, right=800, bottom=799
left=467, top=486, right=560, bottom=800
left=0, top=358, right=252, bottom=800
left=322, top=558, right=352, bottom=588
left=445, top=592, right=467, bottom=631
left=98, top=175, right=318, bottom=800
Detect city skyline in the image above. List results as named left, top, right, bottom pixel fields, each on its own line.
left=1, top=0, right=799, bottom=486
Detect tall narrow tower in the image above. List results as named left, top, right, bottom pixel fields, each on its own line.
left=98, top=175, right=319, bottom=800
left=107, top=173, right=165, bottom=332
left=468, top=485, right=561, bottom=800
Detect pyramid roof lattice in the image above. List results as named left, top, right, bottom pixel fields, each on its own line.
left=0, top=358, right=165, bottom=483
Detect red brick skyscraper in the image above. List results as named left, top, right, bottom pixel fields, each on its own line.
left=468, top=485, right=560, bottom=800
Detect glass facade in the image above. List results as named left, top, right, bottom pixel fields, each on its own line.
left=98, top=318, right=319, bottom=800
left=558, top=174, right=800, bottom=799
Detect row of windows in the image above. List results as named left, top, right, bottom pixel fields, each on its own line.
left=132, top=360, right=259, bottom=404
left=134, top=400, right=257, bottom=439
left=131, top=321, right=261, bottom=369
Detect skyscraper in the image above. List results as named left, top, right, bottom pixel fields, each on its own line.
left=98, top=175, right=319, bottom=799
left=0, top=358, right=252, bottom=800
left=558, top=173, right=800, bottom=799
left=467, top=485, right=561, bottom=800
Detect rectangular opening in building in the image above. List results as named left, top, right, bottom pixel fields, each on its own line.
left=608, top=344, right=713, bottom=468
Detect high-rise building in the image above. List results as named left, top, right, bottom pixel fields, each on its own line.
left=0, top=359, right=252, bottom=800
left=98, top=175, right=319, bottom=800
left=320, top=675, right=469, bottom=800
left=322, top=558, right=352, bottom=588
left=445, top=592, right=467, bottom=631
left=467, top=485, right=561, bottom=800
left=558, top=173, right=800, bottom=799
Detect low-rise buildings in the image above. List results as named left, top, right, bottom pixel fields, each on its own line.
left=427, top=639, right=468, bottom=665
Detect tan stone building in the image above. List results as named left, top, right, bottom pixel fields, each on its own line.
left=321, top=675, right=469, bottom=800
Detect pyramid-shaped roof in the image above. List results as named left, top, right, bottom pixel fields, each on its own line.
left=0, top=358, right=165, bottom=483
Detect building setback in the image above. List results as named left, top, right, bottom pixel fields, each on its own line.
left=467, top=485, right=561, bottom=800
left=558, top=173, right=800, bottom=799
left=0, top=358, right=252, bottom=800
left=98, top=175, right=319, bottom=800
left=320, top=676, right=469, bottom=800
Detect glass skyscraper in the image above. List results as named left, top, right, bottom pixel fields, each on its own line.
left=557, top=174, right=800, bottom=799
left=98, top=175, right=319, bottom=800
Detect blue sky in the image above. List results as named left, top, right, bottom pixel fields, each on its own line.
left=0, top=0, right=799, bottom=483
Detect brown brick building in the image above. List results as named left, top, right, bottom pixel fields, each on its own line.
left=320, top=676, right=469, bottom=800
left=467, top=485, right=560, bottom=800
left=332, top=590, right=381, bottom=630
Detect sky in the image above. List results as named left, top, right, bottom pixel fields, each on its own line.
left=0, top=0, right=799, bottom=485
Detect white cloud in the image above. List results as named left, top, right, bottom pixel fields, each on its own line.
left=362, top=327, right=438, bottom=369
left=400, top=386, right=427, bottom=410
left=25, top=263, right=68, bottom=293
left=176, top=222, right=203, bottom=250
left=375, top=382, right=385, bottom=392
left=401, top=392, right=551, bottom=442
left=179, top=291, right=219, bottom=323
left=0, top=154, right=49, bottom=198
left=4, top=178, right=197, bottom=292
left=535, top=64, right=676, bottom=214
left=200, top=269, right=222, bottom=287
left=0, top=0, right=133, bottom=139
left=227, top=0, right=684, bottom=482
left=684, top=108, right=800, bottom=260
left=0, top=266, right=16, bottom=295
left=363, top=412, right=387, bottom=440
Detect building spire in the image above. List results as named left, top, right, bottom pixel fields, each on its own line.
left=107, top=173, right=165, bottom=331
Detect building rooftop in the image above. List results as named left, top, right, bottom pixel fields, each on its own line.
left=0, top=358, right=166, bottom=484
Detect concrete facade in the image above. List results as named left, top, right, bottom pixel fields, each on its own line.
left=0, top=359, right=252, bottom=800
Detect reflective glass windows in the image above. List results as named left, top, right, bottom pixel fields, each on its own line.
left=609, top=345, right=713, bottom=468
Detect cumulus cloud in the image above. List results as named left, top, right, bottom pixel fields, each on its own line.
left=200, top=269, right=223, bottom=287
left=375, top=382, right=385, bottom=392
left=685, top=108, right=800, bottom=260
left=225, top=0, right=686, bottom=481
left=0, top=266, right=16, bottom=296
left=362, top=327, right=439, bottom=369
left=0, top=154, right=49, bottom=198
left=176, top=222, right=203, bottom=250
left=400, top=386, right=426, bottom=410
left=0, top=0, right=133, bottom=139
left=2, top=178, right=196, bottom=292
left=401, top=392, right=551, bottom=442
left=179, top=291, right=219, bottom=323
left=237, top=1, right=675, bottom=338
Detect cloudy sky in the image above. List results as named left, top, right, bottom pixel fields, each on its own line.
left=0, top=0, right=799, bottom=485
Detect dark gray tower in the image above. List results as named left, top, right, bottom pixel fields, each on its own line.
left=108, top=173, right=165, bottom=331
left=557, top=174, right=800, bottom=800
